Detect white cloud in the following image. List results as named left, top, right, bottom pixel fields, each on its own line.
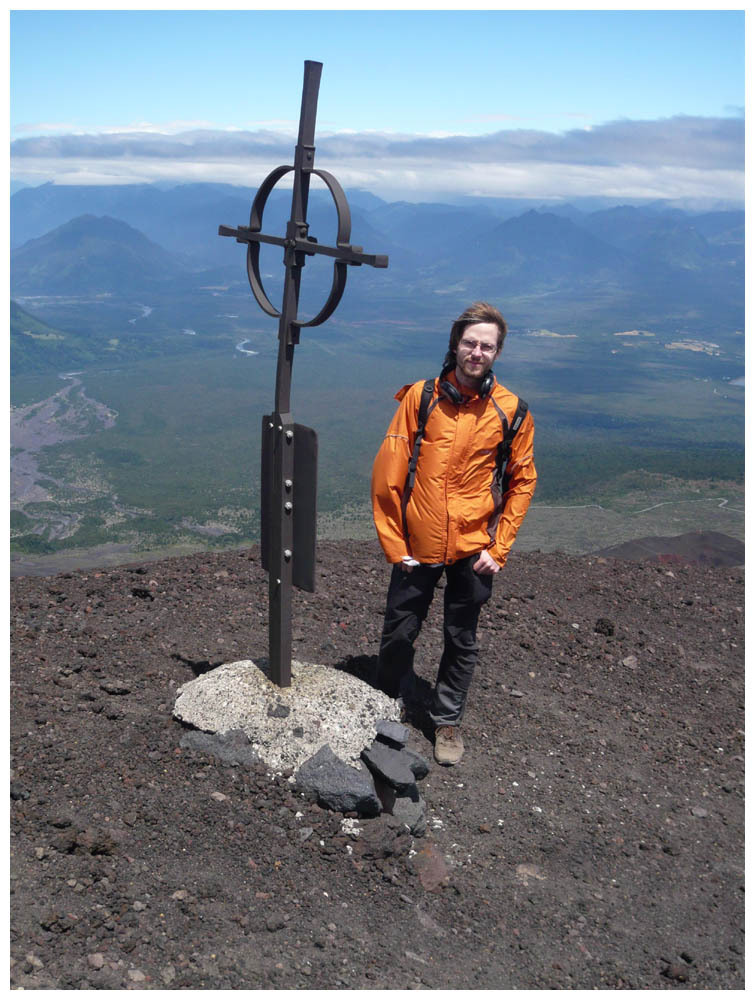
left=10, top=115, right=744, bottom=203
left=13, top=122, right=82, bottom=135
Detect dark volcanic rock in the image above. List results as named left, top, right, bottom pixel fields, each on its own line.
left=376, top=720, right=409, bottom=748
left=296, top=745, right=381, bottom=817
left=401, top=746, right=430, bottom=780
left=10, top=781, right=30, bottom=801
left=361, top=741, right=417, bottom=795
left=267, top=701, right=291, bottom=719
left=392, top=791, right=427, bottom=837
left=8, top=540, right=745, bottom=990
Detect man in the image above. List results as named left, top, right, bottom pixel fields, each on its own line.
left=371, top=302, right=536, bottom=765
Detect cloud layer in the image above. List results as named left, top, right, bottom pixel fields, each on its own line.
left=11, top=115, right=744, bottom=203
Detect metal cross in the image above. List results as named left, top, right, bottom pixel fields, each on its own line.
left=219, top=60, right=388, bottom=687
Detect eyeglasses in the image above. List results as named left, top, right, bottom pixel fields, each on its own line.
left=458, top=338, right=498, bottom=355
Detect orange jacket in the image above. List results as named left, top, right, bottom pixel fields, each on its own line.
left=371, top=372, right=536, bottom=567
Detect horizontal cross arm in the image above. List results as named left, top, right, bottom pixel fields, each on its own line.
left=218, top=224, right=287, bottom=251
left=219, top=224, right=388, bottom=269
left=298, top=240, right=388, bottom=268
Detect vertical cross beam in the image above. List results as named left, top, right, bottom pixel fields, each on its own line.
left=267, top=61, right=321, bottom=686
left=219, top=60, right=388, bottom=688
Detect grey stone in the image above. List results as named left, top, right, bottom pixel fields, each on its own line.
left=179, top=729, right=261, bottom=767
left=416, top=906, right=446, bottom=936
left=361, top=741, right=417, bottom=795
left=267, top=701, right=290, bottom=719
left=376, top=720, right=409, bottom=748
left=100, top=679, right=131, bottom=695
left=10, top=781, right=30, bottom=801
left=48, top=815, right=73, bottom=829
left=401, top=747, right=430, bottom=781
left=392, top=793, right=427, bottom=837
left=372, top=774, right=397, bottom=814
left=296, top=745, right=381, bottom=817
left=161, top=965, right=177, bottom=986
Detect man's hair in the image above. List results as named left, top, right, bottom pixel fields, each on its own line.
left=448, top=301, right=507, bottom=355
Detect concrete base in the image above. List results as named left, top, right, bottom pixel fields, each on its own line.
left=173, top=659, right=401, bottom=774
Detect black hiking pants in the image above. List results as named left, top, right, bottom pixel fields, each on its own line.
left=376, top=555, right=493, bottom=727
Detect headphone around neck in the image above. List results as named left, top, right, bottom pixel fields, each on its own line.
left=439, top=351, right=495, bottom=403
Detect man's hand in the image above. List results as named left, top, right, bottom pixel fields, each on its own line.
left=473, top=550, right=501, bottom=575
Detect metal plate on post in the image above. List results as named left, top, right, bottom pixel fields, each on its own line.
left=292, top=422, right=317, bottom=592
left=260, top=415, right=274, bottom=577
left=261, top=416, right=317, bottom=593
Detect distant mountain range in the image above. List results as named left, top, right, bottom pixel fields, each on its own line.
left=10, top=214, right=195, bottom=296
left=10, top=181, right=745, bottom=374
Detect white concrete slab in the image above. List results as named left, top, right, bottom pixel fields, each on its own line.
left=173, top=659, right=400, bottom=774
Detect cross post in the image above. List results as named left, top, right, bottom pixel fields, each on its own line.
left=219, top=60, right=388, bottom=686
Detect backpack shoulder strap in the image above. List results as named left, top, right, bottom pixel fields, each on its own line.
left=490, top=395, right=528, bottom=492
left=401, top=379, right=438, bottom=547
left=406, top=379, right=437, bottom=490
left=418, top=378, right=435, bottom=425
left=503, top=397, right=528, bottom=452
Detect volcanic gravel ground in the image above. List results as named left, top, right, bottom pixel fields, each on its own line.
left=10, top=541, right=744, bottom=989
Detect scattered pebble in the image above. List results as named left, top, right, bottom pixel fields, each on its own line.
left=662, top=963, right=689, bottom=982
left=340, top=817, right=361, bottom=838
left=100, top=680, right=131, bottom=695
left=404, top=950, right=428, bottom=965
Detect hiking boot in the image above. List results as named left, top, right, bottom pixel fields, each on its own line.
left=434, top=726, right=464, bottom=766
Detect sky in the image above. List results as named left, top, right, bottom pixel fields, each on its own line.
left=9, top=8, right=746, bottom=204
